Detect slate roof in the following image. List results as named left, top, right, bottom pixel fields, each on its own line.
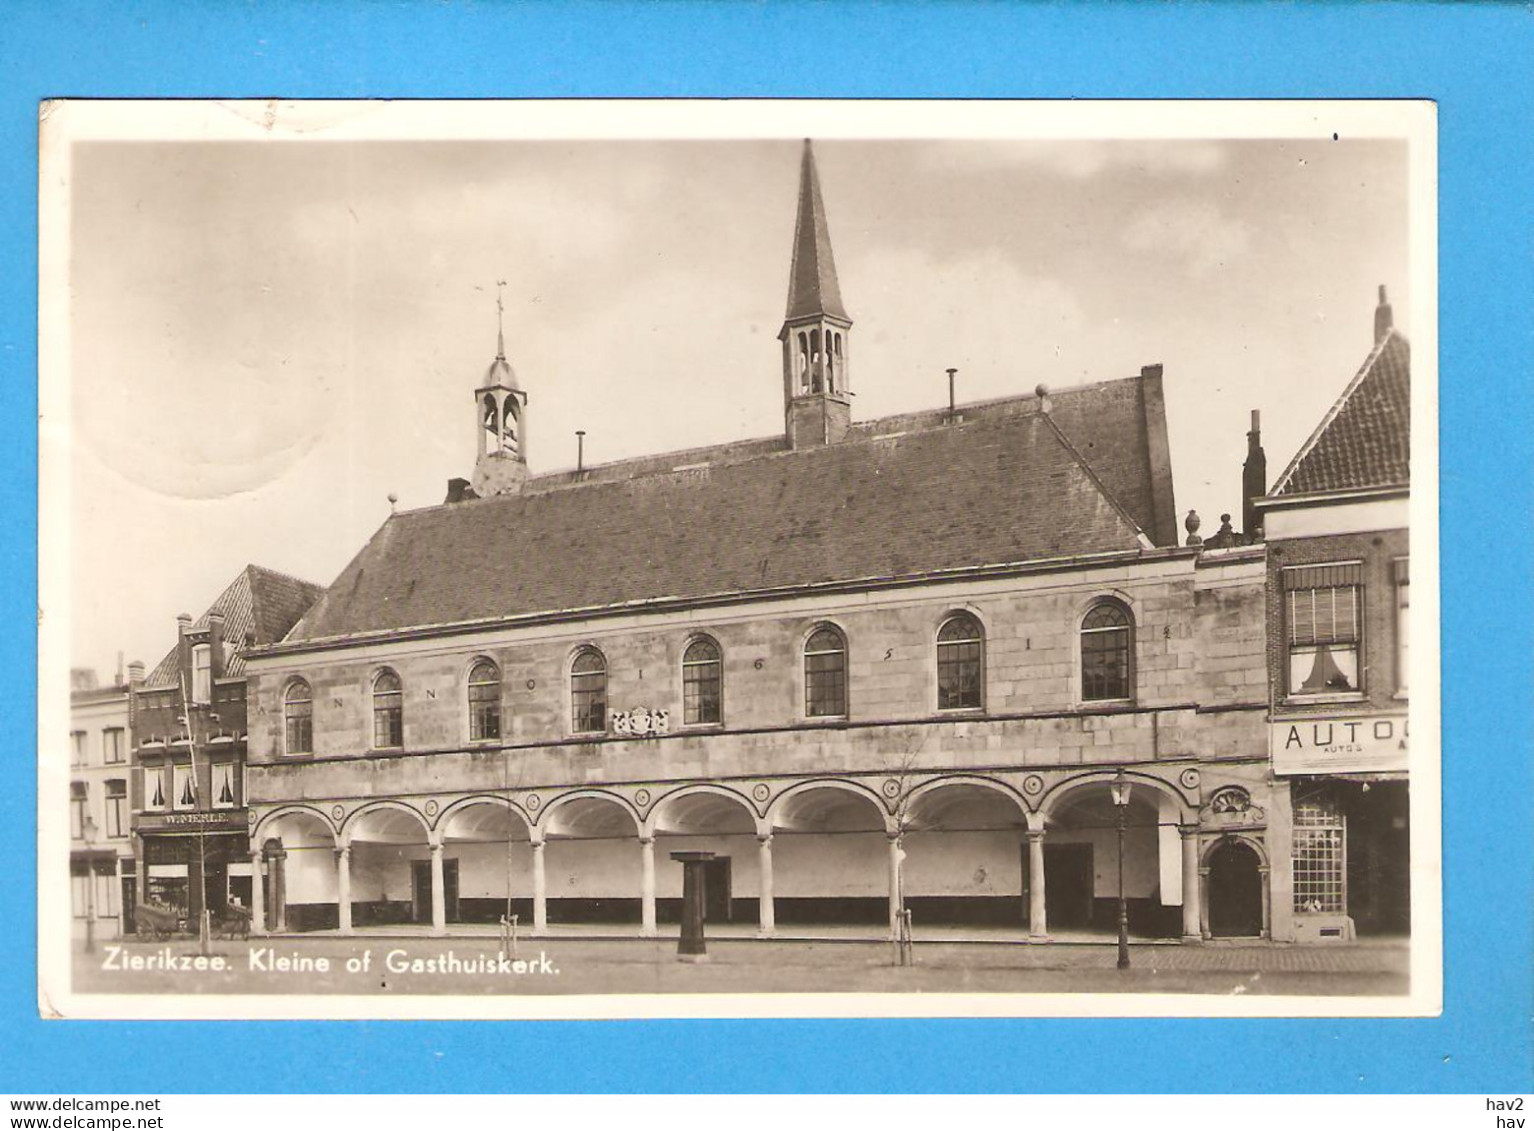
left=1273, top=329, right=1411, bottom=496
left=784, top=140, right=850, bottom=324
left=286, top=376, right=1172, bottom=645
left=144, top=565, right=326, bottom=688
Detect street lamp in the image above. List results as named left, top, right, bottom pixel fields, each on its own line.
left=1108, top=770, right=1133, bottom=970
left=81, top=813, right=99, bottom=955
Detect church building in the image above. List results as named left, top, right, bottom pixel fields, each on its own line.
left=242, top=142, right=1277, bottom=944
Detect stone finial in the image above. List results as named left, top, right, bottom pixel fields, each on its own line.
left=1184, top=509, right=1203, bottom=546
left=1034, top=383, right=1051, bottom=414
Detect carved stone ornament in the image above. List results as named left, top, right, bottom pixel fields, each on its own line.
left=1179, top=768, right=1201, bottom=790
left=1023, top=774, right=1045, bottom=796
left=634, top=788, right=651, bottom=807
left=881, top=779, right=901, bottom=799
left=424, top=799, right=439, bottom=817
left=525, top=793, right=541, bottom=811
left=611, top=707, right=671, bottom=737
left=330, top=805, right=345, bottom=823
left=1200, top=786, right=1265, bottom=827
left=752, top=783, right=771, bottom=803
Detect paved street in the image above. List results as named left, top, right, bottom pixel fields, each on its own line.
left=72, top=933, right=1410, bottom=998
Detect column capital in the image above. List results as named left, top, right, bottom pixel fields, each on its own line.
left=430, top=841, right=443, bottom=857
left=756, top=832, right=774, bottom=846
left=334, top=844, right=351, bottom=861
left=638, top=835, right=654, bottom=847
left=1179, top=823, right=1201, bottom=839
left=1025, top=827, right=1047, bottom=843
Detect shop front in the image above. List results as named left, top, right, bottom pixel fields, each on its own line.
left=136, top=814, right=249, bottom=927
left=1271, top=713, right=1409, bottom=942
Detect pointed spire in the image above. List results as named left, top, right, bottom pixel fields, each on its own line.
left=785, top=140, right=850, bottom=323
left=495, top=279, right=507, bottom=360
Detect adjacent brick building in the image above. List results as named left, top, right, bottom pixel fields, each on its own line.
left=242, top=141, right=1278, bottom=944
left=1255, top=287, right=1412, bottom=943
left=129, top=565, right=323, bottom=931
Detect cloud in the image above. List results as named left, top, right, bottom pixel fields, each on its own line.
left=1121, top=199, right=1252, bottom=276
left=926, top=140, right=1229, bottom=180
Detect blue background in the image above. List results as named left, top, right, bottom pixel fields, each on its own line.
left=4, top=0, right=1530, bottom=1094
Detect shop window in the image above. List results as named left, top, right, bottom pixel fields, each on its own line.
left=70, top=730, right=86, bottom=767
left=104, top=779, right=127, bottom=838
left=173, top=763, right=197, bottom=811
left=284, top=680, right=313, bottom=755
left=804, top=625, right=848, bottom=718
left=1081, top=601, right=1133, bottom=701
left=682, top=637, right=723, bottom=726
left=212, top=762, right=236, bottom=809
left=70, top=781, right=88, bottom=839
left=570, top=649, right=607, bottom=734
left=1292, top=791, right=1346, bottom=914
left=468, top=659, right=502, bottom=742
left=937, top=613, right=984, bottom=710
left=372, top=670, right=404, bottom=749
left=1284, top=563, right=1362, bottom=696
left=102, top=727, right=125, bottom=764
left=1395, top=557, right=1409, bottom=695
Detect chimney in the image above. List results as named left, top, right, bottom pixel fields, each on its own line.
left=1242, top=408, right=1267, bottom=539
left=127, top=660, right=145, bottom=686
left=1374, top=284, right=1393, bottom=344
left=443, top=477, right=476, bottom=505
left=114, top=651, right=124, bottom=687
left=176, top=613, right=192, bottom=635
left=576, top=430, right=586, bottom=474
left=946, top=369, right=958, bottom=424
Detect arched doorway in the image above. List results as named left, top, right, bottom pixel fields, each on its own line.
left=1207, top=839, right=1263, bottom=938
left=650, top=789, right=760, bottom=929
left=768, top=784, right=891, bottom=929
left=345, top=805, right=435, bottom=928
left=539, top=794, right=642, bottom=928
left=438, top=800, right=533, bottom=926
left=903, top=781, right=1029, bottom=929
left=260, top=809, right=338, bottom=932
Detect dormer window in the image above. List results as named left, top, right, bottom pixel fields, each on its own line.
left=191, top=643, right=212, bottom=704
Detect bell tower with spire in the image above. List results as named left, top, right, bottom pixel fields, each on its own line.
left=780, top=140, right=854, bottom=449
left=471, top=281, right=530, bottom=497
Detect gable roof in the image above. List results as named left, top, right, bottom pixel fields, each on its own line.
left=144, top=565, right=326, bottom=688
left=1273, top=329, right=1411, bottom=497
left=286, top=375, right=1173, bottom=645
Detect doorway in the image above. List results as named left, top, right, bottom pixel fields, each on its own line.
left=1042, top=843, right=1095, bottom=929
left=702, top=856, right=732, bottom=923
left=410, top=858, right=460, bottom=924
left=1208, top=839, right=1263, bottom=937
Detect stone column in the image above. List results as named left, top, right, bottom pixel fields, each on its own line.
left=756, top=833, right=776, bottom=938
left=429, top=843, right=446, bottom=936
left=887, top=833, right=904, bottom=941
left=639, top=836, right=657, bottom=938
left=1027, top=829, right=1048, bottom=939
left=1198, top=866, right=1212, bottom=940
left=336, top=845, right=352, bottom=935
left=1179, top=826, right=1201, bottom=941
left=267, top=843, right=288, bottom=933
left=1258, top=864, right=1271, bottom=939
left=531, top=839, right=547, bottom=934
left=248, top=851, right=265, bottom=935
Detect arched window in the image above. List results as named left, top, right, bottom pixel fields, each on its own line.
left=481, top=394, right=499, bottom=453
left=682, top=637, right=723, bottom=726
left=1081, top=602, right=1133, bottom=701
left=937, top=612, right=985, bottom=710
left=284, top=680, right=313, bottom=755
left=571, top=649, right=607, bottom=734
left=502, top=397, right=519, bottom=455
left=468, top=660, right=501, bottom=742
left=372, top=670, right=403, bottom=748
left=804, top=625, right=848, bottom=718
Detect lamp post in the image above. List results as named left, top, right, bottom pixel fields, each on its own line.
left=1108, top=770, right=1132, bottom=970
left=81, top=813, right=99, bottom=955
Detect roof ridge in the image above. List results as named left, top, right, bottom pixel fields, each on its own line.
left=1270, top=327, right=1409, bottom=496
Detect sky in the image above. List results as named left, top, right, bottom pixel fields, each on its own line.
left=66, top=133, right=1411, bottom=679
